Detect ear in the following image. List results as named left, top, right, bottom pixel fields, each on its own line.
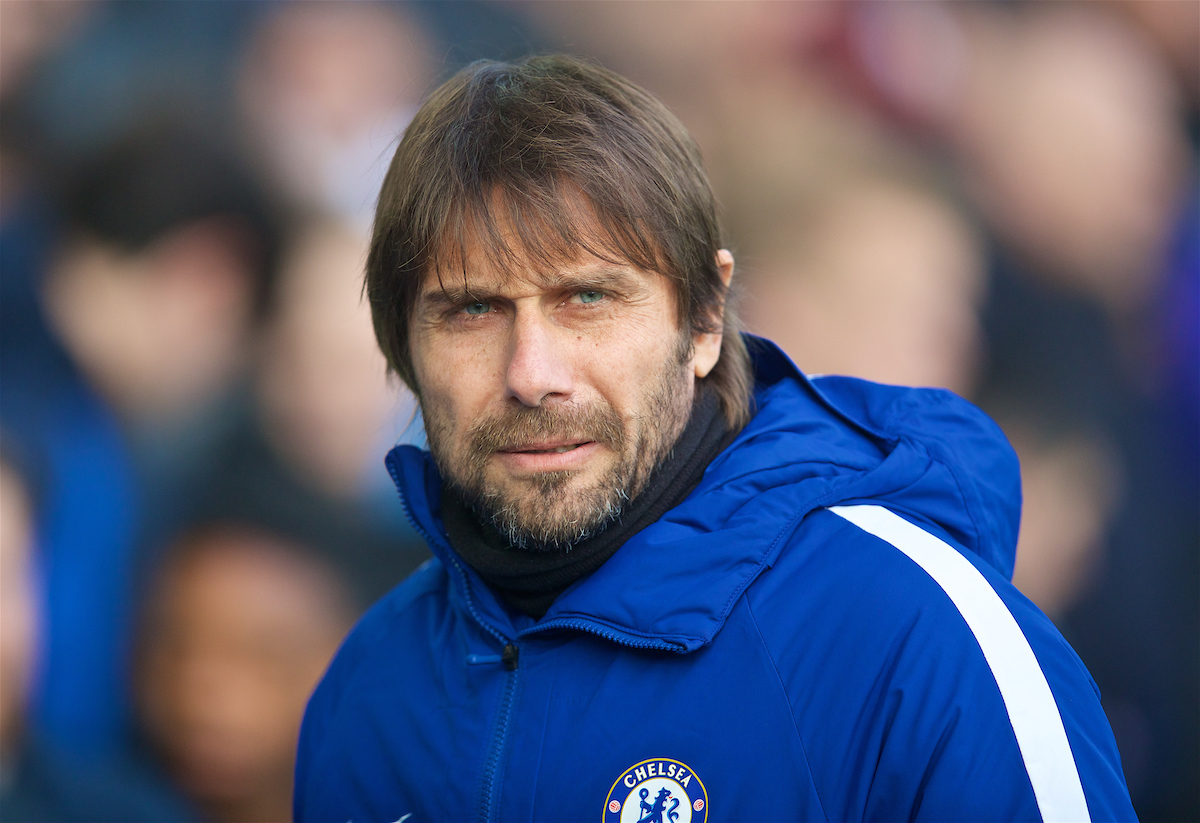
left=691, top=249, right=735, bottom=379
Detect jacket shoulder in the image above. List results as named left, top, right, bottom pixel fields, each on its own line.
left=742, top=506, right=1135, bottom=823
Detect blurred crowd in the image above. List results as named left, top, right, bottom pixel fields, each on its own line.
left=0, top=2, right=1195, bottom=822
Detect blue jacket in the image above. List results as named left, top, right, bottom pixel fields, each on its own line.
left=295, top=339, right=1136, bottom=823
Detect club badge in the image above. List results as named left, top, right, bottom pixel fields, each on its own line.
left=603, top=758, right=707, bottom=823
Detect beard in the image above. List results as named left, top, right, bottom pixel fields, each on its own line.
left=425, top=336, right=695, bottom=552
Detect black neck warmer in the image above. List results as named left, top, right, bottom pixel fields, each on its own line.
left=441, top=388, right=736, bottom=618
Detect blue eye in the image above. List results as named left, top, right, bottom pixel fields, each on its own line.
left=577, top=291, right=604, bottom=304
left=462, top=301, right=491, bottom=316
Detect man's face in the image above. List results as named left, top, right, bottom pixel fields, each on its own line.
left=409, top=232, right=707, bottom=550
left=138, top=537, right=352, bottom=808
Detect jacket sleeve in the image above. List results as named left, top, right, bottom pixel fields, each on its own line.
left=747, top=507, right=1137, bottom=822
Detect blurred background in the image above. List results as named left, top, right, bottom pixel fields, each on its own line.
left=0, top=1, right=1195, bottom=821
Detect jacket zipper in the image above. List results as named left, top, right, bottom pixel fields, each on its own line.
left=386, top=457, right=686, bottom=821
left=387, top=460, right=521, bottom=822
left=519, top=618, right=684, bottom=652
left=478, top=643, right=520, bottom=823
left=386, top=459, right=512, bottom=647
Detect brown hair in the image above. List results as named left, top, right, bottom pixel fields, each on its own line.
left=366, top=55, right=752, bottom=427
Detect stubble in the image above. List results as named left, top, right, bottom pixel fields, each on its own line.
left=425, top=336, right=694, bottom=551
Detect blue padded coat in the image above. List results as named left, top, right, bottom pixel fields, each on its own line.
left=295, top=339, right=1136, bottom=823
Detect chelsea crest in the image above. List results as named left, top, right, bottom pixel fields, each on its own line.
left=604, top=758, right=708, bottom=823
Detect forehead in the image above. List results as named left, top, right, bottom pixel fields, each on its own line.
left=418, top=185, right=674, bottom=299
left=416, top=247, right=663, bottom=301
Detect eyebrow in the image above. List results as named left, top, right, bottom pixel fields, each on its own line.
left=416, top=266, right=645, bottom=309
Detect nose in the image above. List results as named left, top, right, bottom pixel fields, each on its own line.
left=504, top=308, right=573, bottom=407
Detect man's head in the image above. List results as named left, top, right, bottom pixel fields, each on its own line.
left=366, top=55, right=752, bottom=550
left=136, top=525, right=356, bottom=822
left=46, top=126, right=280, bottom=424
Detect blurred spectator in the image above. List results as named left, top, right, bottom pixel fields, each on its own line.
left=741, top=177, right=985, bottom=396
left=258, top=218, right=416, bottom=501
left=3, top=124, right=281, bottom=762
left=1001, top=417, right=1122, bottom=621
left=1, top=0, right=139, bottom=761
left=186, top=217, right=430, bottom=610
left=843, top=1, right=1188, bottom=326
left=48, top=125, right=278, bottom=496
left=47, top=126, right=276, bottom=422
left=1, top=443, right=196, bottom=823
left=45, top=123, right=281, bottom=559
left=136, top=524, right=356, bottom=823
left=47, top=125, right=277, bottom=430
left=237, top=1, right=435, bottom=227
left=1, top=200, right=139, bottom=761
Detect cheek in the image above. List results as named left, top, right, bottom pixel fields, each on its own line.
left=588, top=330, right=689, bottom=412
left=411, top=341, right=491, bottom=444
left=412, top=377, right=457, bottom=452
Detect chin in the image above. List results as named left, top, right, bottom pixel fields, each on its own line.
left=483, top=476, right=625, bottom=550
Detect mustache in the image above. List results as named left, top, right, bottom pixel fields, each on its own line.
left=468, top=403, right=626, bottom=455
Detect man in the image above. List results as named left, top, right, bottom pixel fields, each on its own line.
left=137, top=523, right=357, bottom=823
left=29, top=126, right=279, bottom=759
left=295, top=56, right=1136, bottom=822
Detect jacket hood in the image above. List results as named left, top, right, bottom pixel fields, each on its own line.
left=385, top=335, right=1021, bottom=652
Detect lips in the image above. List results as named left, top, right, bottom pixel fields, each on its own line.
left=503, top=441, right=591, bottom=455
left=466, top=404, right=625, bottom=477
left=492, top=440, right=603, bottom=473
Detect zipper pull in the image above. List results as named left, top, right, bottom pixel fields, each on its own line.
left=466, top=654, right=502, bottom=665
left=501, top=643, right=519, bottom=671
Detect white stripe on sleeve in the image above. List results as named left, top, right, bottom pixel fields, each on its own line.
left=828, top=504, right=1090, bottom=823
